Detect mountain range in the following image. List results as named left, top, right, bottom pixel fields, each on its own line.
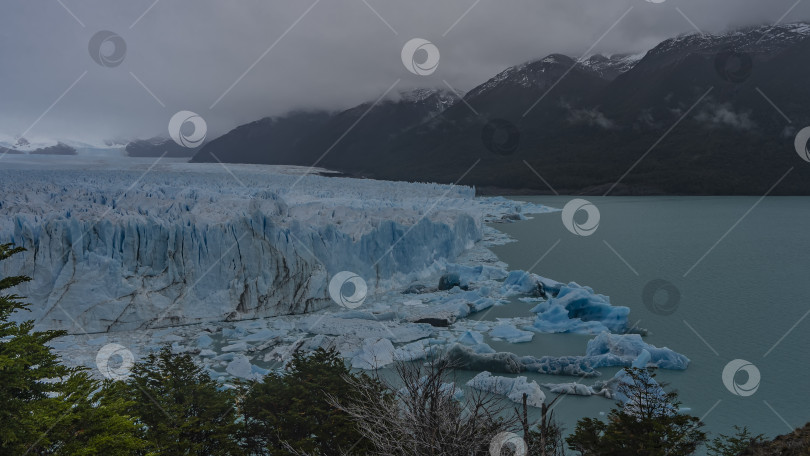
left=125, top=137, right=200, bottom=158
left=0, top=139, right=77, bottom=156
left=187, top=23, right=810, bottom=195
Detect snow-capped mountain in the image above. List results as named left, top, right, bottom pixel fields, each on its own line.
left=0, top=136, right=123, bottom=156
left=398, top=87, right=460, bottom=112
left=467, top=52, right=641, bottom=101
left=27, top=143, right=77, bottom=156
left=650, top=22, right=810, bottom=58
left=464, top=53, right=620, bottom=100
left=580, top=53, right=645, bottom=80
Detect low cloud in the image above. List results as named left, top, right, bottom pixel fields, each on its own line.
left=565, top=104, right=616, bottom=129
left=695, top=103, right=756, bottom=130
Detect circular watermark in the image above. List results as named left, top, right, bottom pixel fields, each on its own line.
left=96, top=343, right=135, bottom=380
left=328, top=271, right=368, bottom=309
left=714, top=49, right=753, bottom=84
left=401, top=38, right=440, bottom=76
left=642, top=279, right=681, bottom=316
left=481, top=119, right=521, bottom=156
left=168, top=111, right=207, bottom=148
left=722, top=359, right=760, bottom=397
left=88, top=31, right=127, bottom=68
left=489, top=432, right=528, bottom=456
left=793, top=126, right=810, bottom=163
left=561, top=198, right=600, bottom=237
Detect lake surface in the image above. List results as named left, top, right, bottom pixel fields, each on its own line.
left=475, top=196, right=810, bottom=447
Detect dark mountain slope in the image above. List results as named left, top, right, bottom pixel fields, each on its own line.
left=126, top=137, right=201, bottom=158
left=326, top=54, right=616, bottom=184
left=190, top=111, right=333, bottom=164
left=190, top=90, right=458, bottom=170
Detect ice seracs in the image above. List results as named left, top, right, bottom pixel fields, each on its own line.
left=1, top=159, right=535, bottom=333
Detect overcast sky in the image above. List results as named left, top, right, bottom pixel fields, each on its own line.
left=1, top=0, right=808, bottom=144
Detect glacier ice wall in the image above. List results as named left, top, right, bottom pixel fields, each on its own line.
left=0, top=163, right=488, bottom=333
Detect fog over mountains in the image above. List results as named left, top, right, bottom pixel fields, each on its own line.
left=187, top=23, right=810, bottom=195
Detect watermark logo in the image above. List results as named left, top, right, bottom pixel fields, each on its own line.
left=169, top=111, right=207, bottom=148
left=722, top=359, right=760, bottom=397
left=642, top=279, right=681, bottom=316
left=328, top=271, right=367, bottom=309
left=489, top=432, right=527, bottom=456
left=401, top=38, right=440, bottom=76
left=645, top=0, right=666, bottom=3
left=714, top=49, right=753, bottom=84
left=561, top=198, right=600, bottom=236
left=481, top=119, right=521, bottom=156
left=96, top=343, right=135, bottom=380
left=794, top=126, right=810, bottom=162
left=88, top=31, right=127, bottom=68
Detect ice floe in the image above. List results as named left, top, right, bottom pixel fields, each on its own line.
left=467, top=371, right=546, bottom=407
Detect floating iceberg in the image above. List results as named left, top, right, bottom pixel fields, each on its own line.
left=445, top=344, right=600, bottom=377
left=393, top=339, right=438, bottom=362
left=541, top=382, right=605, bottom=397
left=196, top=334, right=214, bottom=349
left=529, top=283, right=629, bottom=334
left=467, top=371, right=546, bottom=407
left=456, top=330, right=485, bottom=345
left=446, top=344, right=523, bottom=374
left=226, top=354, right=266, bottom=380
left=351, top=338, right=396, bottom=370
left=543, top=349, right=664, bottom=403
left=489, top=324, right=534, bottom=343
left=585, top=332, right=689, bottom=370
left=221, top=342, right=249, bottom=353
left=500, top=270, right=547, bottom=296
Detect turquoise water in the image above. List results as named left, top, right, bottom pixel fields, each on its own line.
left=475, top=196, right=810, bottom=446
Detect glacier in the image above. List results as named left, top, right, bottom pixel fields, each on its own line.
left=0, top=158, right=524, bottom=333
left=1, top=156, right=691, bottom=405
left=467, top=371, right=546, bottom=407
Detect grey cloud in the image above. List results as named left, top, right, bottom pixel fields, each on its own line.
left=565, top=105, right=617, bottom=129
left=695, top=103, right=757, bottom=130
left=0, top=0, right=808, bottom=144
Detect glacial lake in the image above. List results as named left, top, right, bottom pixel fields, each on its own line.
left=471, top=196, right=810, bottom=447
